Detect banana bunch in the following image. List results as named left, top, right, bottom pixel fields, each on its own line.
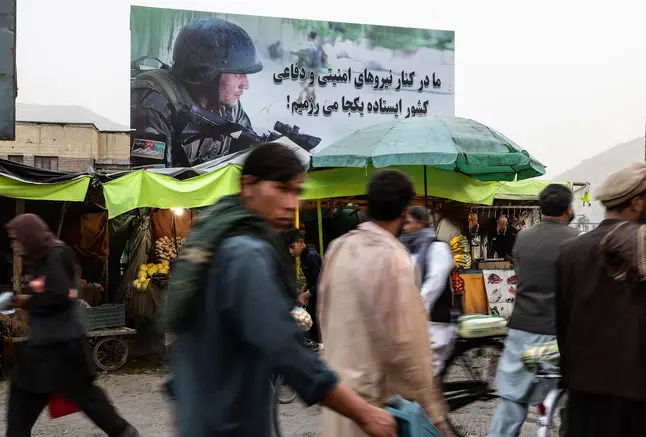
left=450, top=235, right=472, bottom=269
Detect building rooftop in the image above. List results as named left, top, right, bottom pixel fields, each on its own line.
left=16, top=103, right=129, bottom=132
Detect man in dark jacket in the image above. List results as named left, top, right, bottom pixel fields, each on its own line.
left=490, top=184, right=578, bottom=437
left=168, top=142, right=396, bottom=437
left=556, top=163, right=646, bottom=436
left=490, top=215, right=517, bottom=261
left=285, top=228, right=323, bottom=344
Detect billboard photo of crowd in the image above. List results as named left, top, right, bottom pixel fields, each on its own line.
left=130, top=6, right=455, bottom=168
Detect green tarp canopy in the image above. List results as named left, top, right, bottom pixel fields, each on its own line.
left=102, top=166, right=240, bottom=219
left=101, top=164, right=580, bottom=218
left=0, top=163, right=582, bottom=219
left=311, top=116, right=546, bottom=181
left=0, top=174, right=92, bottom=202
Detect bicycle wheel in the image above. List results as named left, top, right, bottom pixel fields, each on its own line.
left=441, top=337, right=504, bottom=437
left=274, top=375, right=297, bottom=404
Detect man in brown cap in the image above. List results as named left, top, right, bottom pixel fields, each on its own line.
left=555, top=163, right=646, bottom=436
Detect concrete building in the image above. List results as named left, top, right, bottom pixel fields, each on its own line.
left=0, top=103, right=130, bottom=172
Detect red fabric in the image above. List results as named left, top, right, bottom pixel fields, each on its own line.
left=48, top=391, right=80, bottom=419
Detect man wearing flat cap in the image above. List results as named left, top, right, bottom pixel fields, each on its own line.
left=555, top=163, right=646, bottom=436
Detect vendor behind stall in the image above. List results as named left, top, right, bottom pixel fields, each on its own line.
left=489, top=216, right=517, bottom=261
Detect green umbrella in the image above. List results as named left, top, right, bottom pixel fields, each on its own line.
left=311, top=116, right=545, bottom=181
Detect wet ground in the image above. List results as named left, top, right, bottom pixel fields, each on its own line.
left=0, top=367, right=548, bottom=437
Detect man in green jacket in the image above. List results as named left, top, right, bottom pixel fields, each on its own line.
left=166, top=142, right=397, bottom=437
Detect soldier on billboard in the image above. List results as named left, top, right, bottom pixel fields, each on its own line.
left=131, top=17, right=263, bottom=167
left=294, top=30, right=327, bottom=106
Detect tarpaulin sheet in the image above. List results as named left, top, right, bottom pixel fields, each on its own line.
left=103, top=165, right=240, bottom=219
left=0, top=158, right=88, bottom=183
left=0, top=175, right=91, bottom=201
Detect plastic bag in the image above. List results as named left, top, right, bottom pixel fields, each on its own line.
left=291, top=306, right=313, bottom=332
left=48, top=391, right=80, bottom=419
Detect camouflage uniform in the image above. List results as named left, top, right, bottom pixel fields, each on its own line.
left=130, top=18, right=262, bottom=167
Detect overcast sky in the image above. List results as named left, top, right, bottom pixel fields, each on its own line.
left=15, top=0, right=646, bottom=176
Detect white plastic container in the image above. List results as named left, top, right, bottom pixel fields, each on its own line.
left=459, top=314, right=508, bottom=338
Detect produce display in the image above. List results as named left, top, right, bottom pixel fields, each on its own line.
left=132, top=260, right=170, bottom=290
left=291, top=306, right=313, bottom=331
left=449, top=235, right=472, bottom=269
left=450, top=271, right=465, bottom=293
left=154, top=236, right=186, bottom=261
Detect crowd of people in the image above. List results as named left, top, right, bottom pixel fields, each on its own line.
left=4, top=142, right=646, bottom=437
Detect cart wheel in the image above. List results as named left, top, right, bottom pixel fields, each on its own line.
left=93, top=337, right=128, bottom=372
left=274, top=375, right=297, bottom=404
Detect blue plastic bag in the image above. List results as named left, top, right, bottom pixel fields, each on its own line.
left=384, top=395, right=443, bottom=437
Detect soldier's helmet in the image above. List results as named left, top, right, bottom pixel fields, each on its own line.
left=171, top=17, right=263, bottom=87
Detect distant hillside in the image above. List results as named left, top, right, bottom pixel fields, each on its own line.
left=556, top=137, right=645, bottom=222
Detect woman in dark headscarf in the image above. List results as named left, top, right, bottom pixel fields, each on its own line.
left=5, top=214, right=140, bottom=437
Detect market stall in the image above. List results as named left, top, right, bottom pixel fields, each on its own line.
left=98, top=153, right=589, bottom=323
left=0, top=159, right=137, bottom=371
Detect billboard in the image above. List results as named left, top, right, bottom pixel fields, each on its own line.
left=0, top=0, right=16, bottom=140
left=130, top=6, right=455, bottom=168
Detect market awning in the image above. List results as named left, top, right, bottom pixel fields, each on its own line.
left=102, top=161, right=587, bottom=219
left=0, top=158, right=92, bottom=201
left=303, top=166, right=582, bottom=205
left=0, top=174, right=92, bottom=201
left=102, top=165, right=241, bottom=219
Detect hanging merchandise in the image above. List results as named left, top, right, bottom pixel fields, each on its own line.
left=449, top=235, right=472, bottom=269
left=154, top=236, right=186, bottom=261
left=114, top=215, right=152, bottom=304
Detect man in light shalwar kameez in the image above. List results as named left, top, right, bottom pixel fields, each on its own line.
left=318, top=170, right=452, bottom=437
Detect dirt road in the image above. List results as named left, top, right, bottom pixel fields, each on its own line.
left=0, top=370, right=546, bottom=437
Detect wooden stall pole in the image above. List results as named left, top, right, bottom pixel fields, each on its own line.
left=316, top=199, right=324, bottom=257
left=56, top=201, right=69, bottom=239
left=13, top=199, right=25, bottom=293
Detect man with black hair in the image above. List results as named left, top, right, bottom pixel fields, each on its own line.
left=556, top=163, right=646, bottom=436
left=285, top=228, right=323, bottom=344
left=166, top=143, right=397, bottom=437
left=490, top=184, right=578, bottom=437
left=319, top=170, right=452, bottom=437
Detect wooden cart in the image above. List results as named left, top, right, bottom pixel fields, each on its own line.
left=12, top=326, right=137, bottom=372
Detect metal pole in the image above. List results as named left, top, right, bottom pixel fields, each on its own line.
left=423, top=165, right=429, bottom=209
left=316, top=200, right=324, bottom=256
left=295, top=206, right=300, bottom=276
left=171, top=212, right=180, bottom=258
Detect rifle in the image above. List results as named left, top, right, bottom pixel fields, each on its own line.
left=184, top=104, right=322, bottom=152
